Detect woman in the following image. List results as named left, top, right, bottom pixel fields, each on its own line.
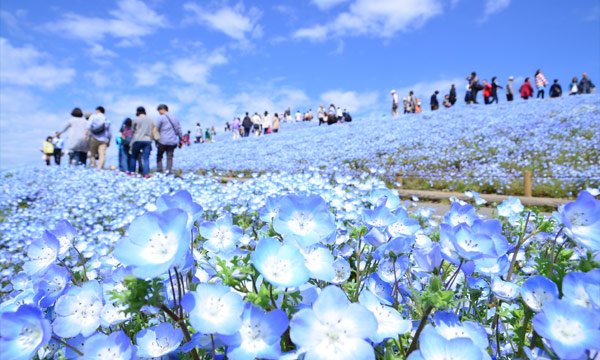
left=118, top=118, right=133, bottom=172
left=520, top=78, right=534, bottom=100
left=569, top=77, right=579, bottom=95
left=490, top=76, right=503, bottom=104
left=535, top=69, right=548, bottom=99
left=130, top=107, right=154, bottom=177
left=42, top=136, right=54, bottom=166
left=272, top=113, right=280, bottom=133
left=58, top=108, right=89, bottom=165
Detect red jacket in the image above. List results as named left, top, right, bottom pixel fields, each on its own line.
left=520, top=82, right=533, bottom=98
left=483, top=83, right=492, bottom=97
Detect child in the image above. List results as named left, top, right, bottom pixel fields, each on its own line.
left=182, top=131, right=191, bottom=146
left=42, top=136, right=54, bottom=166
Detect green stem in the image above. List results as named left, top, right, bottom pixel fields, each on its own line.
left=547, top=227, right=563, bottom=277
left=160, top=305, right=200, bottom=360
left=52, top=335, right=83, bottom=356
left=406, top=305, right=433, bottom=356
left=507, top=212, right=532, bottom=282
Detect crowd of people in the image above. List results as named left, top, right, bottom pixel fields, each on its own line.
left=391, top=71, right=595, bottom=115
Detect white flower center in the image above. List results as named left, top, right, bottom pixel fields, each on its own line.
left=18, top=324, right=42, bottom=349
left=142, top=232, right=178, bottom=263
left=552, top=316, right=586, bottom=343
left=288, top=212, right=315, bottom=236
left=263, top=256, right=293, bottom=283
left=240, top=322, right=269, bottom=352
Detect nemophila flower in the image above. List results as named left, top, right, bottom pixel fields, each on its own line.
left=363, top=227, right=388, bottom=247
left=0, top=305, right=52, bottom=360
left=443, top=202, right=478, bottom=227
left=100, top=303, right=129, bottom=327
left=49, top=220, right=77, bottom=258
left=465, top=191, right=487, bottom=206
left=113, top=209, right=191, bottom=279
left=374, top=234, right=415, bottom=259
left=251, top=237, right=310, bottom=288
left=33, top=264, right=70, bottom=308
left=431, top=312, right=490, bottom=357
left=156, top=190, right=203, bottom=226
left=200, top=214, right=243, bottom=256
left=359, top=289, right=410, bottom=344
left=362, top=203, right=397, bottom=228
left=377, top=255, right=409, bottom=283
left=521, top=275, right=559, bottom=312
left=497, top=197, right=524, bottom=225
left=407, top=326, right=484, bottom=360
left=52, top=280, right=104, bottom=338
left=0, top=289, right=37, bottom=313
left=473, top=255, right=509, bottom=276
left=368, top=188, right=401, bottom=211
left=386, top=208, right=420, bottom=237
left=23, top=231, right=60, bottom=276
left=554, top=190, right=600, bottom=251
left=561, top=270, right=600, bottom=309
left=331, top=257, right=351, bottom=284
left=471, top=219, right=509, bottom=257
left=366, top=273, right=394, bottom=305
left=414, top=242, right=442, bottom=272
left=221, top=303, right=289, bottom=360
left=182, top=283, right=244, bottom=335
left=290, top=285, right=377, bottom=360
left=532, top=299, right=600, bottom=359
left=300, top=244, right=335, bottom=282
left=83, top=330, right=135, bottom=359
left=273, top=194, right=336, bottom=247
left=491, top=277, right=520, bottom=301
left=444, top=223, right=494, bottom=261
left=259, top=195, right=291, bottom=222
left=135, top=322, right=183, bottom=358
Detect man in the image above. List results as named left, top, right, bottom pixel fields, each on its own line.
left=506, top=76, right=515, bottom=102
left=242, top=112, right=252, bottom=137
left=578, top=73, right=596, bottom=94
left=52, top=132, right=64, bottom=165
left=390, top=90, right=399, bottom=117
left=430, top=90, right=440, bottom=111
left=155, top=104, right=182, bottom=174
left=449, top=84, right=457, bottom=105
left=88, top=106, right=111, bottom=169
left=130, top=106, right=154, bottom=177
left=549, top=79, right=562, bottom=98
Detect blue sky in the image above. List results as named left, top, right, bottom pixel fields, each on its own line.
left=1, top=0, right=599, bottom=169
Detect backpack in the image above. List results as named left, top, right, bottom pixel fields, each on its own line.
left=90, top=121, right=106, bottom=135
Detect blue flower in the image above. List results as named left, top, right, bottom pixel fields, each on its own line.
left=259, top=195, right=290, bottom=222
left=251, top=237, right=310, bottom=288
left=290, top=285, right=377, bottom=360
left=532, top=299, right=600, bottom=359
left=521, top=275, right=559, bottom=312
left=221, top=303, right=289, bottom=360
left=23, top=231, right=60, bottom=276
left=561, top=270, right=600, bottom=310
left=443, top=202, right=478, bottom=227
left=554, top=190, right=600, bottom=251
left=52, top=281, right=104, bottom=338
left=430, top=312, right=490, bottom=357
left=49, top=220, right=78, bottom=258
left=331, top=257, right=351, bottom=284
left=33, top=264, right=70, bottom=308
left=83, top=330, right=135, bottom=359
left=273, top=194, right=336, bottom=247
left=136, top=322, right=183, bottom=358
left=156, top=190, right=203, bottom=227
left=182, top=283, right=244, bottom=335
left=366, top=273, right=394, bottom=305
left=497, top=197, right=524, bottom=225
left=368, top=188, right=401, bottom=211
left=113, top=208, right=191, bottom=279
left=407, top=326, right=484, bottom=360
left=386, top=208, right=421, bottom=237
left=0, top=305, right=51, bottom=360
left=200, top=214, right=243, bottom=256
left=300, top=244, right=335, bottom=282
left=362, top=203, right=397, bottom=228
left=491, top=277, right=520, bottom=301
left=359, top=289, right=411, bottom=344
left=445, top=223, right=494, bottom=261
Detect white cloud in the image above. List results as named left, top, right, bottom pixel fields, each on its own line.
left=134, top=62, right=167, bottom=87
left=172, top=52, right=228, bottom=85
left=85, top=70, right=112, bottom=88
left=44, top=0, right=165, bottom=43
left=483, top=0, right=510, bottom=17
left=89, top=44, right=117, bottom=58
left=184, top=3, right=261, bottom=42
left=0, top=38, right=75, bottom=89
left=320, top=90, right=379, bottom=113
left=311, top=0, right=351, bottom=10
left=295, top=0, right=443, bottom=40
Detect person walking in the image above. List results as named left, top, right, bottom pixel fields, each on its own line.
left=482, top=80, right=492, bottom=104
left=232, top=117, right=241, bottom=140
left=42, top=136, right=54, bottom=166
left=490, top=77, right=503, bottom=104
left=549, top=79, right=562, bottom=98
left=318, top=105, right=325, bottom=125
left=58, top=108, right=89, bottom=165
left=430, top=91, right=439, bottom=111
left=155, top=104, right=182, bottom=174
left=390, top=89, right=399, bottom=117
left=52, top=132, right=64, bottom=165
left=520, top=77, right=534, bottom=100
left=263, top=111, right=272, bottom=134
left=467, top=72, right=481, bottom=104
left=272, top=113, right=280, bottom=133
left=252, top=112, right=262, bottom=136
left=578, top=73, right=596, bottom=94
left=130, top=106, right=154, bottom=177
left=118, top=118, right=133, bottom=172
left=194, top=123, right=202, bottom=143
left=88, top=106, right=111, bottom=170
left=535, top=69, right=548, bottom=99
left=449, top=84, right=457, bottom=106
left=506, top=76, right=515, bottom=102
left=242, top=112, right=252, bottom=137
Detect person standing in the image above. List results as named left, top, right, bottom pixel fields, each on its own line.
left=130, top=106, right=154, bottom=177
left=520, top=77, right=534, bottom=100
left=252, top=112, right=262, bottom=136
left=569, top=77, right=579, bottom=95
left=272, top=113, right=280, bottom=133
left=430, top=91, right=439, bottom=111
left=318, top=105, right=325, bottom=125
left=194, top=123, right=202, bottom=143
left=52, top=132, right=64, bottom=165
left=390, top=90, right=399, bottom=117
left=263, top=111, right=272, bottom=134
left=242, top=112, right=252, bottom=137
left=578, top=73, right=596, bottom=94
left=467, top=72, right=481, bottom=104
left=443, top=95, right=452, bottom=108
left=490, top=77, right=503, bottom=104
left=88, top=106, right=111, bottom=170
left=232, top=117, right=241, bottom=140
left=506, top=76, right=515, bottom=102
left=58, top=108, right=89, bottom=165
left=118, top=118, right=133, bottom=172
left=295, top=110, right=302, bottom=122
left=449, top=84, right=457, bottom=105
left=155, top=104, right=182, bottom=174
left=42, top=136, right=54, bottom=166
left=535, top=69, right=548, bottom=98
left=549, top=79, right=562, bottom=98
left=482, top=80, right=492, bottom=104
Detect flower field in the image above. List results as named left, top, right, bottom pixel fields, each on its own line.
left=1, top=95, right=599, bottom=360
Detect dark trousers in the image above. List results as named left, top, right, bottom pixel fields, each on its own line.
left=490, top=94, right=499, bottom=104
left=73, top=151, right=87, bottom=165
left=243, top=127, right=251, bottom=137
left=156, top=143, right=176, bottom=173
left=506, top=93, right=514, bottom=102
left=537, top=89, right=545, bottom=99
left=130, top=141, right=151, bottom=175
left=53, top=149, right=62, bottom=165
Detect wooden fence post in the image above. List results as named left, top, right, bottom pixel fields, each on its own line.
left=523, top=170, right=532, bottom=197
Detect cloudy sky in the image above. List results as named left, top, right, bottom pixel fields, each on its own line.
left=1, top=0, right=599, bottom=169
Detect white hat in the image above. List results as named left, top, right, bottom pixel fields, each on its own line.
left=390, top=89, right=396, bottom=94
left=508, top=76, right=514, bottom=80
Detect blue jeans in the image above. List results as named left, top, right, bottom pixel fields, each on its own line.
left=119, top=144, right=130, bottom=172
left=129, top=141, right=151, bottom=175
